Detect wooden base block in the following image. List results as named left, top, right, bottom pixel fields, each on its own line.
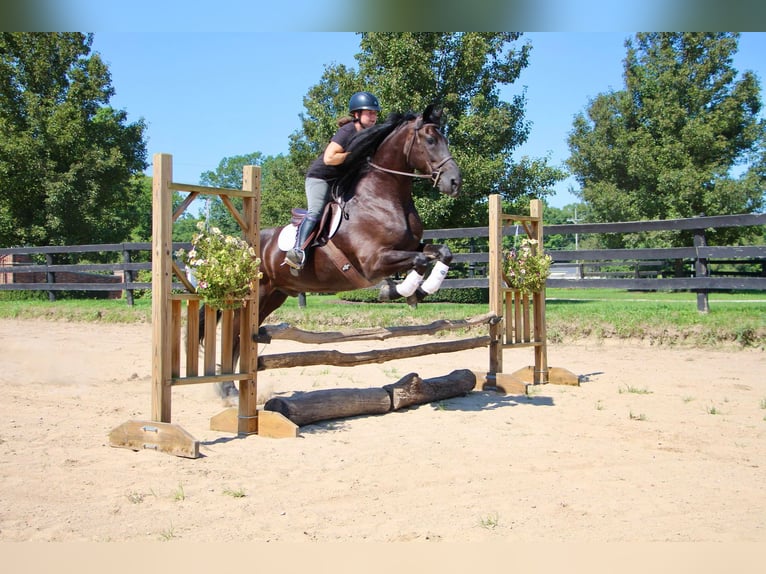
left=472, top=371, right=529, bottom=395
left=109, top=420, right=200, bottom=459
left=210, top=407, right=238, bottom=433
left=257, top=410, right=299, bottom=438
left=210, top=408, right=297, bottom=438
left=548, top=366, right=580, bottom=386
left=509, top=365, right=580, bottom=386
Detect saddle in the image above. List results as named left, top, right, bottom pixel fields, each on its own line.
left=289, top=199, right=343, bottom=247
left=282, top=198, right=372, bottom=289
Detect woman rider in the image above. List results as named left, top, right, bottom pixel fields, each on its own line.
left=284, top=91, right=380, bottom=270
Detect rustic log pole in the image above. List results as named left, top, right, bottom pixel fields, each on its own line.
left=383, top=369, right=477, bottom=410
left=258, top=336, right=490, bottom=370
left=263, top=387, right=392, bottom=427
left=263, top=369, right=478, bottom=427
left=256, top=313, right=498, bottom=344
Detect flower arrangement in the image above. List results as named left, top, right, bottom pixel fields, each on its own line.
left=177, top=221, right=262, bottom=309
left=503, top=238, right=552, bottom=294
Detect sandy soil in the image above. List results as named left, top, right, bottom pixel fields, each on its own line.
left=0, top=317, right=764, bottom=542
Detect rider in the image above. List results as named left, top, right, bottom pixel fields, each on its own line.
left=284, top=91, right=380, bottom=270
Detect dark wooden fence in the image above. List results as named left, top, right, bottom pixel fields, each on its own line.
left=2, top=212, right=765, bottom=311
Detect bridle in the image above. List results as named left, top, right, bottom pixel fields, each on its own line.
left=368, top=121, right=454, bottom=187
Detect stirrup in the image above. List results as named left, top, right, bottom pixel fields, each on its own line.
left=284, top=248, right=305, bottom=270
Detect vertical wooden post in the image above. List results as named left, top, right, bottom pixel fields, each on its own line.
left=693, top=229, right=710, bottom=314
left=151, top=153, right=173, bottom=422
left=238, top=166, right=261, bottom=435
left=530, top=199, right=548, bottom=384
left=45, top=253, right=56, bottom=302
left=488, top=194, right=503, bottom=374
left=122, top=247, right=134, bottom=305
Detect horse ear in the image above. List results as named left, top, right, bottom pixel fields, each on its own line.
left=423, top=104, right=443, bottom=125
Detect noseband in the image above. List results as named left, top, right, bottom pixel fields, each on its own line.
left=368, top=122, right=454, bottom=187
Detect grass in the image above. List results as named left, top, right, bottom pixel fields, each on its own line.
left=1, top=288, right=764, bottom=348
left=223, top=487, right=247, bottom=498
left=619, top=385, right=653, bottom=395
left=172, top=483, right=185, bottom=502
left=478, top=512, right=500, bottom=529
left=158, top=523, right=177, bottom=541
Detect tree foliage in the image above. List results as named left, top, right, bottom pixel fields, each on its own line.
left=289, top=33, right=566, bottom=229
left=197, top=152, right=305, bottom=237
left=567, top=33, right=766, bottom=247
left=0, top=33, right=147, bottom=247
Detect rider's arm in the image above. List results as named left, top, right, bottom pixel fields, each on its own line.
left=323, top=141, right=348, bottom=166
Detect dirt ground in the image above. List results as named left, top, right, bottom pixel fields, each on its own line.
left=0, top=317, right=764, bottom=543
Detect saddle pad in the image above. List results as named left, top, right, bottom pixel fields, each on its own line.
left=277, top=225, right=297, bottom=251
left=276, top=204, right=343, bottom=252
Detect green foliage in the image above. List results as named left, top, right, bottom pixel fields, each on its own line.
left=0, top=33, right=148, bottom=247
left=567, top=33, right=766, bottom=248
left=338, top=287, right=488, bottom=304
left=197, top=152, right=304, bottom=234
left=176, top=222, right=262, bottom=310
left=502, top=238, right=552, bottom=294
left=289, top=33, right=567, bottom=230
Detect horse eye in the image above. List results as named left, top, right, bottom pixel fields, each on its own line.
left=426, top=136, right=435, bottom=144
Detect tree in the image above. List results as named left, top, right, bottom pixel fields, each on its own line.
left=288, top=33, right=566, bottom=229
left=0, top=33, right=148, bottom=247
left=198, top=152, right=304, bottom=236
left=567, top=33, right=766, bottom=247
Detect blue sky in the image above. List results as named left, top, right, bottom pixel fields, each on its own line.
left=89, top=32, right=766, bottom=209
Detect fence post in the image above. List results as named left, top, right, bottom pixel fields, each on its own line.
left=693, top=229, right=710, bottom=313
left=45, top=253, right=56, bottom=302
left=122, top=245, right=134, bottom=306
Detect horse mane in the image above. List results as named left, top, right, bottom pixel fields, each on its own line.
left=335, top=111, right=417, bottom=193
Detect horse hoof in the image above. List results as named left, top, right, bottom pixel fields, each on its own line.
left=378, top=278, right=400, bottom=302
left=406, top=288, right=428, bottom=308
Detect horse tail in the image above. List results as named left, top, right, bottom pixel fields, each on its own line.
left=198, top=304, right=222, bottom=348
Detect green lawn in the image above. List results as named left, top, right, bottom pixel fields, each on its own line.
left=1, top=288, right=764, bottom=348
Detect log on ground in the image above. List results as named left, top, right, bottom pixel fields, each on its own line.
left=383, top=369, right=477, bottom=410
left=263, top=387, right=392, bottom=427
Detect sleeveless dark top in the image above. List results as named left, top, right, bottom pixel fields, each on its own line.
left=305, top=121, right=358, bottom=181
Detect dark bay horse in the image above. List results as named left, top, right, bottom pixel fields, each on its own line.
left=206, top=105, right=462, bottom=399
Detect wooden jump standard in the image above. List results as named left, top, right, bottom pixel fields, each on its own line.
left=110, top=153, right=281, bottom=457
left=109, top=155, right=574, bottom=458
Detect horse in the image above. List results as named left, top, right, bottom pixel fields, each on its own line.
left=205, top=104, right=462, bottom=400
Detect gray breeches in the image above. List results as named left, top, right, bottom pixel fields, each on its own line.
left=305, top=177, right=331, bottom=219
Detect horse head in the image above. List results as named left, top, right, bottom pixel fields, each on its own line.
left=407, top=105, right=462, bottom=198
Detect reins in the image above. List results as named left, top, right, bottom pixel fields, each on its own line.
left=367, top=121, right=454, bottom=188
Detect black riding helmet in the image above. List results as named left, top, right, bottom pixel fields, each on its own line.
left=349, top=91, right=380, bottom=113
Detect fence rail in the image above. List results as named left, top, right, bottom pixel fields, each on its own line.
left=2, top=212, right=765, bottom=310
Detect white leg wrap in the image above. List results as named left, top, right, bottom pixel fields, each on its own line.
left=420, top=261, right=449, bottom=294
left=395, top=269, right=424, bottom=297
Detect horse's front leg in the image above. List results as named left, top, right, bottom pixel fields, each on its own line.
left=378, top=243, right=453, bottom=305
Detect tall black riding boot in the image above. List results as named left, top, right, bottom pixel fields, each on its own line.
left=284, top=215, right=318, bottom=270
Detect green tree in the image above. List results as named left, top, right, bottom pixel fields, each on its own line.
left=0, top=32, right=148, bottom=247
left=289, top=33, right=566, bottom=229
left=567, top=33, right=766, bottom=248
left=198, top=152, right=304, bottom=235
